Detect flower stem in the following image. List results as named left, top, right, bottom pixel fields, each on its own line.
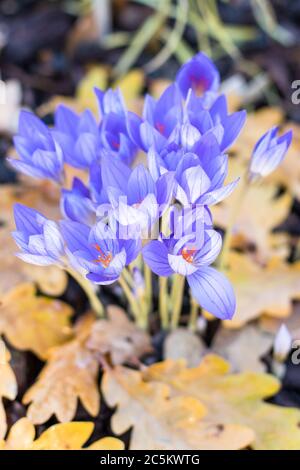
left=119, top=274, right=146, bottom=329
left=170, top=274, right=185, bottom=330
left=218, top=174, right=249, bottom=271
left=66, top=268, right=104, bottom=318
left=144, top=263, right=152, bottom=314
left=159, top=276, right=169, bottom=329
left=188, top=295, right=199, bottom=332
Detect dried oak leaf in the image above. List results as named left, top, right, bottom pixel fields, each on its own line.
left=87, top=305, right=152, bottom=365
left=23, top=307, right=152, bottom=424
left=212, top=324, right=273, bottom=372
left=223, top=253, right=300, bottom=329
left=0, top=418, right=124, bottom=450
left=0, top=340, right=17, bottom=439
left=0, top=284, right=73, bottom=360
left=143, top=354, right=300, bottom=450
left=102, top=364, right=254, bottom=450
left=212, top=159, right=291, bottom=260
left=23, top=315, right=99, bottom=424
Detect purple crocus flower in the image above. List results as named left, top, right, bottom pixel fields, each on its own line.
left=12, top=204, right=64, bottom=266
left=9, top=111, right=64, bottom=183
left=94, top=87, right=138, bottom=165
left=186, top=92, right=246, bottom=152
left=148, top=132, right=238, bottom=206
left=60, top=220, right=141, bottom=284
left=61, top=177, right=96, bottom=226
left=249, top=126, right=292, bottom=179
left=102, top=155, right=174, bottom=234
left=143, top=226, right=235, bottom=320
left=127, top=84, right=183, bottom=153
left=127, top=85, right=245, bottom=155
left=175, top=52, right=220, bottom=98
left=53, top=105, right=99, bottom=169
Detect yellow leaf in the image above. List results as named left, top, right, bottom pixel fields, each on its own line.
left=0, top=284, right=73, bottom=360
left=143, top=354, right=300, bottom=450
left=0, top=418, right=124, bottom=450
left=23, top=306, right=152, bottom=425
left=113, top=69, right=144, bottom=109
left=76, top=65, right=109, bottom=113
left=212, top=158, right=291, bottom=260
left=102, top=364, right=254, bottom=450
left=87, top=437, right=124, bottom=450
left=23, top=315, right=100, bottom=424
left=224, top=252, right=300, bottom=328
left=0, top=340, right=17, bottom=439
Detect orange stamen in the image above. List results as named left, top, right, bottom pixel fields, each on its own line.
left=181, top=246, right=197, bottom=264
left=93, top=244, right=112, bottom=268
left=155, top=122, right=165, bottom=134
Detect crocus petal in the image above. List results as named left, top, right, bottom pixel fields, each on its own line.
left=16, top=253, right=55, bottom=266
left=55, top=105, right=79, bottom=136
left=199, top=178, right=239, bottom=205
left=168, top=253, right=198, bottom=275
left=221, top=110, right=246, bottom=151
left=181, top=165, right=211, bottom=204
left=193, top=230, right=222, bottom=266
left=101, top=152, right=131, bottom=193
left=156, top=171, right=175, bottom=208
left=187, top=267, right=236, bottom=320
left=127, top=164, right=156, bottom=205
left=143, top=241, right=173, bottom=276
left=60, top=220, right=90, bottom=252
left=43, top=221, right=65, bottom=259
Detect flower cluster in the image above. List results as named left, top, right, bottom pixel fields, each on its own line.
left=10, top=52, right=292, bottom=324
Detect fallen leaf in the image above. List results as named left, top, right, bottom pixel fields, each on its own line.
left=23, top=315, right=99, bottom=424
left=259, top=303, right=300, bottom=339
left=102, top=364, right=254, bottom=450
left=87, top=305, right=152, bottom=365
left=0, top=418, right=124, bottom=450
left=143, top=354, right=300, bottom=450
left=213, top=158, right=291, bottom=260
left=224, top=253, right=300, bottom=328
left=163, top=328, right=206, bottom=367
left=0, top=283, right=73, bottom=360
left=0, top=341, right=17, bottom=439
left=212, top=324, right=273, bottom=372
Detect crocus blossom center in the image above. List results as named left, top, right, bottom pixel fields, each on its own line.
left=181, top=246, right=197, bottom=263
left=93, top=244, right=113, bottom=268
left=190, top=75, right=208, bottom=95
left=155, top=122, right=165, bottom=135
left=112, top=140, right=120, bottom=150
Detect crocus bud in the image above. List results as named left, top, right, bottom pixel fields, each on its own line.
left=273, top=324, right=292, bottom=363
left=249, top=126, right=292, bottom=180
